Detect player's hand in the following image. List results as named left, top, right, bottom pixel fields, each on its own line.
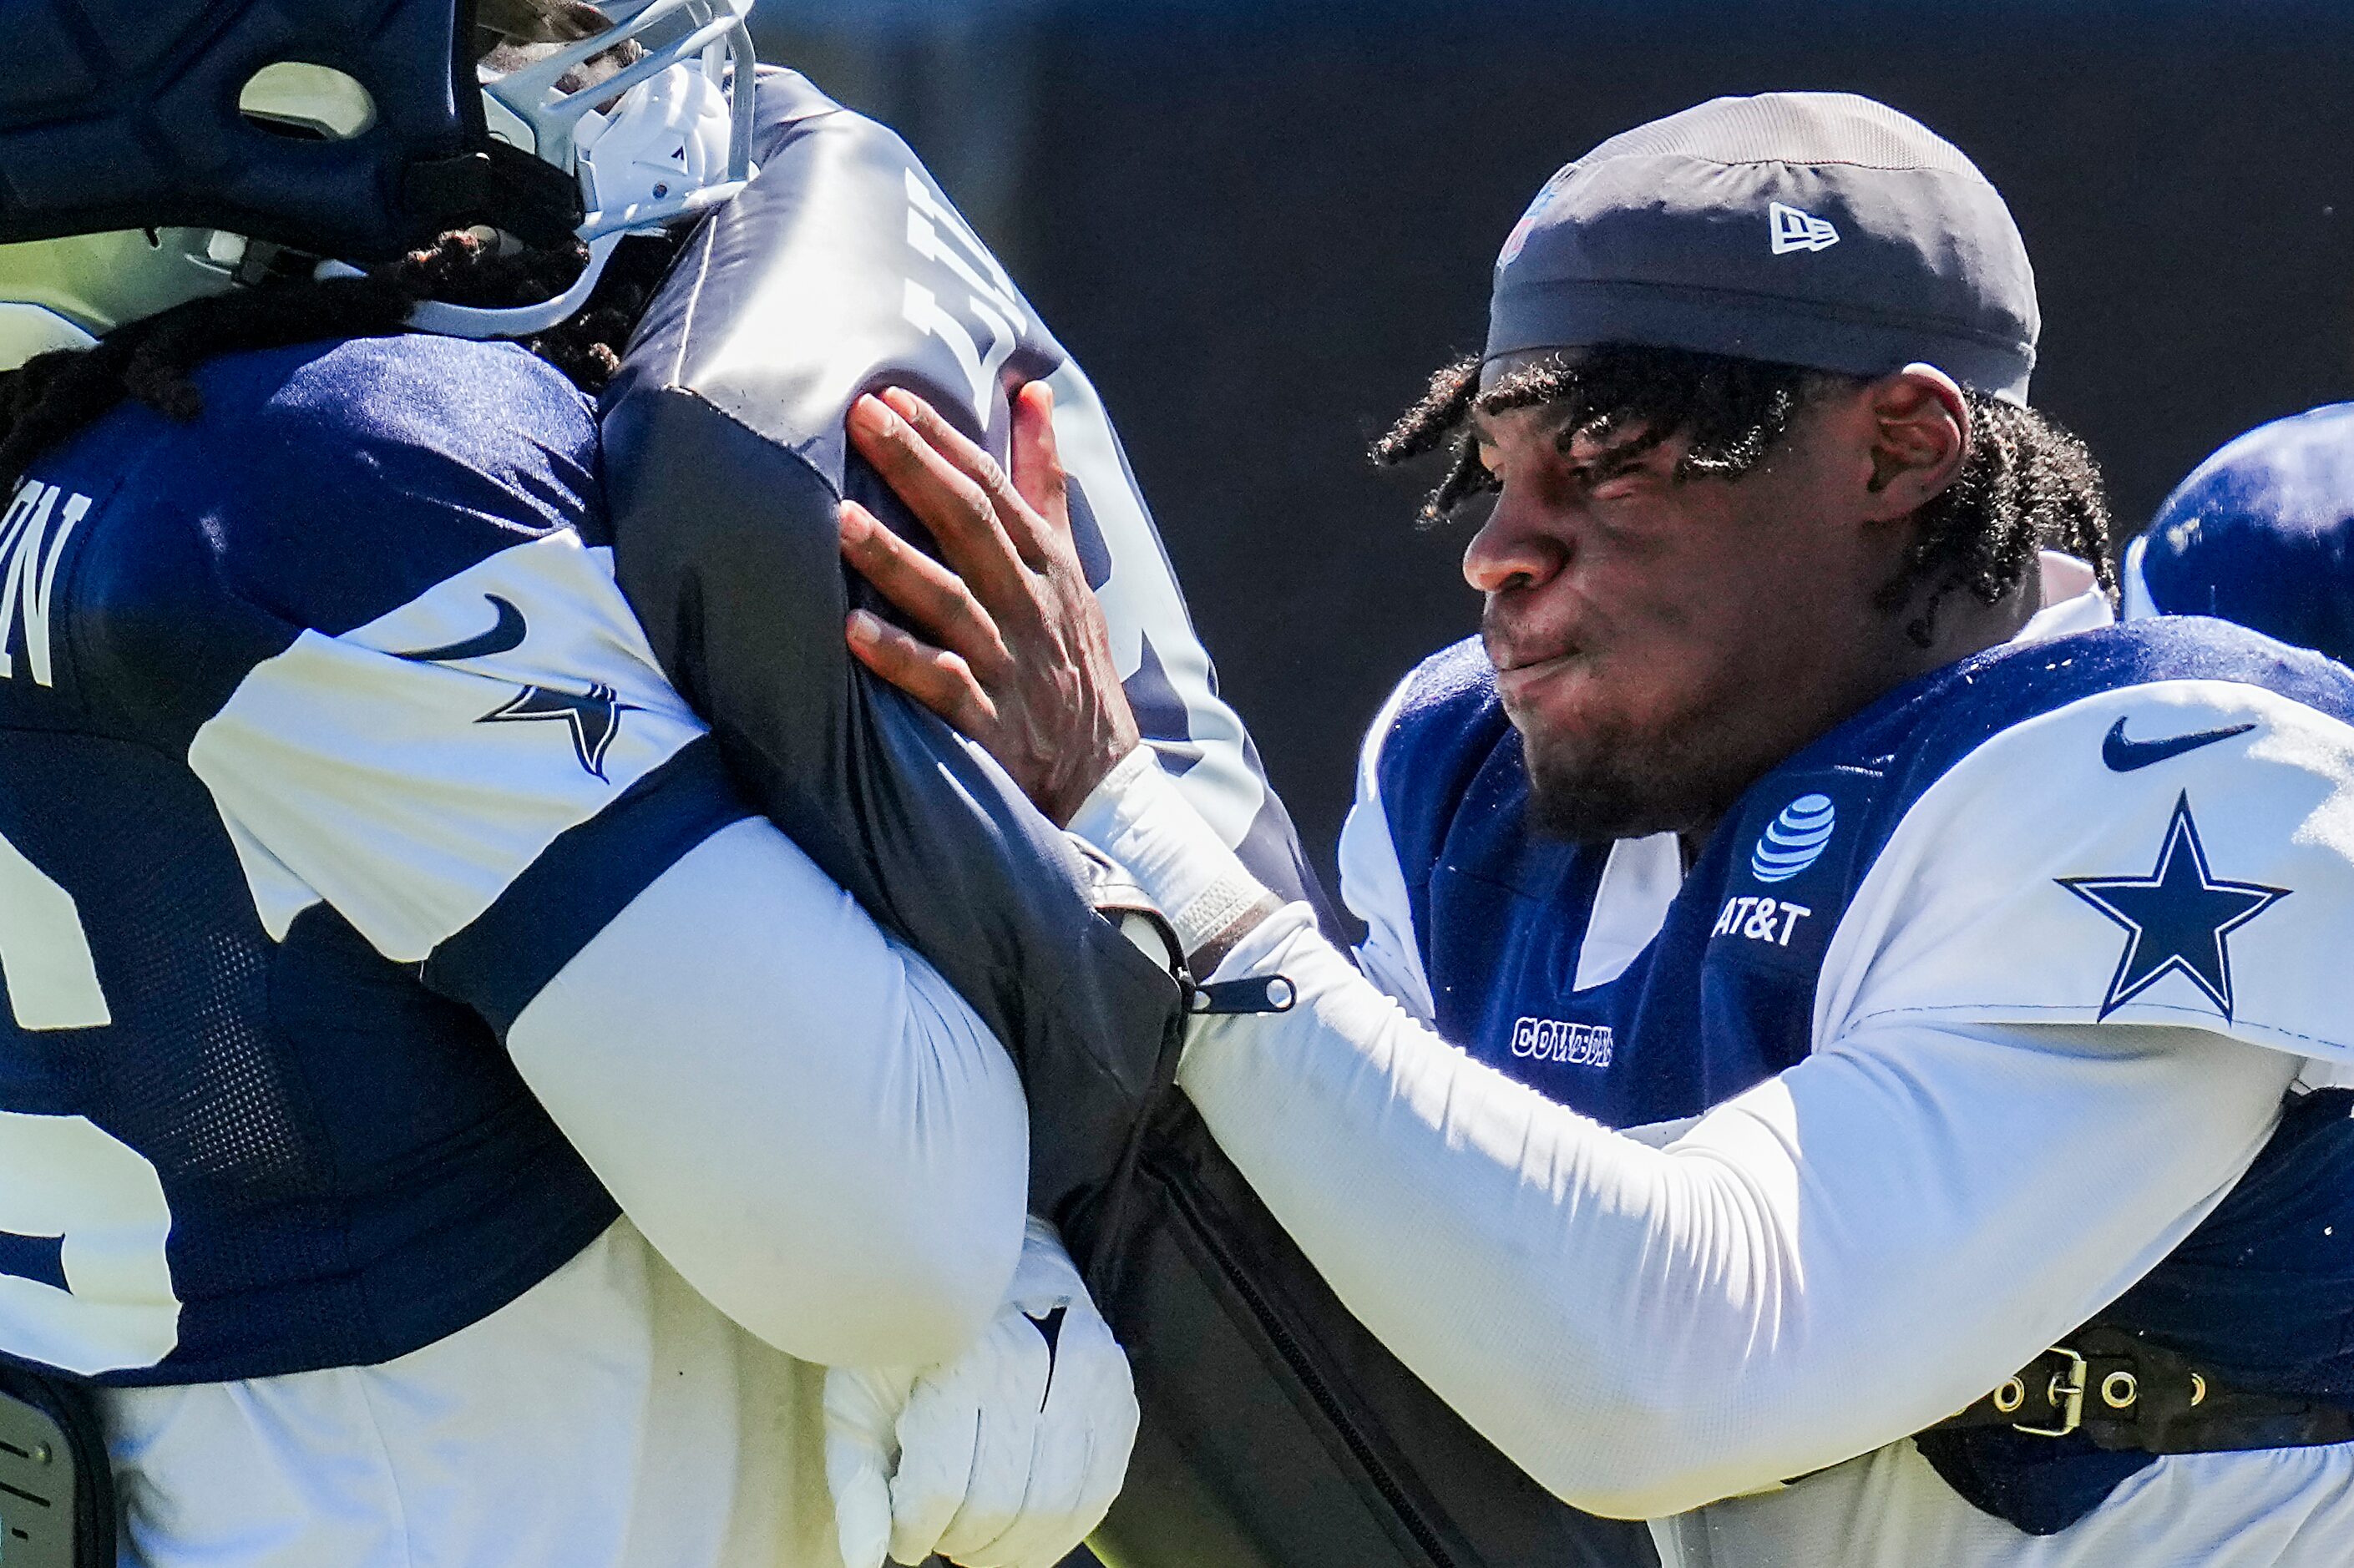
left=840, top=383, right=1141, bottom=827
left=823, top=1218, right=1140, bottom=1568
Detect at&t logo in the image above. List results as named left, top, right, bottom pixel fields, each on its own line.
left=1751, top=793, right=1837, bottom=883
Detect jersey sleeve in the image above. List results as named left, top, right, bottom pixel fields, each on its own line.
left=1818, top=675, right=2354, bottom=1068
left=153, top=340, right=752, bottom=1030
left=188, top=529, right=747, bottom=1024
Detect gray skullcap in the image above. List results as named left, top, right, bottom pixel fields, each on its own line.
left=1487, top=92, right=2039, bottom=402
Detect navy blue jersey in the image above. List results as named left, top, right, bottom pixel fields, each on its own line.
left=0, top=334, right=747, bottom=1384
left=1363, top=635, right=1801, bottom=1130
left=1356, top=617, right=2354, bottom=1530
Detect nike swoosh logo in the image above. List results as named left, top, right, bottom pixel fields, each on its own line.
left=2101, top=716, right=2255, bottom=772
left=392, top=594, right=527, bottom=664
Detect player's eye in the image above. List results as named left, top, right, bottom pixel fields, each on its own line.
left=1560, top=427, right=1658, bottom=496
left=1582, top=457, right=1649, bottom=495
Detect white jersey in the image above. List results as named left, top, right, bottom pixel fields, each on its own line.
left=1070, top=555, right=2354, bottom=1565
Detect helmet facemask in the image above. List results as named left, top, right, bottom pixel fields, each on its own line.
left=349, top=0, right=758, bottom=338
left=499, top=0, right=757, bottom=234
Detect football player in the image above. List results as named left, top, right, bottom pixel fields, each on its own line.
left=0, top=3, right=1132, bottom=1565
left=838, top=94, right=2354, bottom=1565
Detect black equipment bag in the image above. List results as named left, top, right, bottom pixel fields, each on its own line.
left=601, top=69, right=1655, bottom=1568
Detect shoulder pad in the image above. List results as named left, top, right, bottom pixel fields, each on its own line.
left=1820, top=658, right=2354, bottom=1065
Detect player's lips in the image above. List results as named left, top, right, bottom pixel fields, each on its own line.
left=1488, top=645, right=1582, bottom=705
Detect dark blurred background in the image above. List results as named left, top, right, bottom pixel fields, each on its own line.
left=752, top=0, right=2354, bottom=903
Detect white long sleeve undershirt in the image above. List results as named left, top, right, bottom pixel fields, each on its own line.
left=1070, top=752, right=2296, bottom=1520
left=508, top=817, right=1030, bottom=1370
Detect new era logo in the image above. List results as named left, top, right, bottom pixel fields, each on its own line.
left=1769, top=202, right=1840, bottom=255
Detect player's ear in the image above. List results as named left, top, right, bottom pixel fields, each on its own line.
left=1856, top=363, right=1971, bottom=523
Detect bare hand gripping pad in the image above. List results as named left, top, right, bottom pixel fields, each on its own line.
left=603, top=71, right=1656, bottom=1568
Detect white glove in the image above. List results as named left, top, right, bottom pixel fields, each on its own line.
left=825, top=1217, right=1140, bottom=1568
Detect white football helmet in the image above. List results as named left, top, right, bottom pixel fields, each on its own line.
left=333, top=0, right=758, bottom=336
left=454, top=0, right=757, bottom=332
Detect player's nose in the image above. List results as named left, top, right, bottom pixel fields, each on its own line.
left=1462, top=492, right=1569, bottom=596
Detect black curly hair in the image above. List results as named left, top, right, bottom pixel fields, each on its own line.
left=1374, top=345, right=2114, bottom=647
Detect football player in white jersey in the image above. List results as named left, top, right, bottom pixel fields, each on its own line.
left=0, top=3, right=1133, bottom=1565
left=836, top=94, right=2354, bottom=1566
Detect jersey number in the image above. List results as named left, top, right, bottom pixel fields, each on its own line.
left=0, top=827, right=180, bottom=1374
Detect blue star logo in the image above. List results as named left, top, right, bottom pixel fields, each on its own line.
left=479, top=683, right=640, bottom=781
left=2057, top=792, right=2288, bottom=1020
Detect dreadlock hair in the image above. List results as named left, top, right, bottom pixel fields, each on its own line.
left=1372, top=344, right=2114, bottom=648
left=0, top=227, right=686, bottom=503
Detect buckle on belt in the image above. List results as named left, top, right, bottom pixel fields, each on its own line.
left=2013, top=1347, right=2088, bottom=1437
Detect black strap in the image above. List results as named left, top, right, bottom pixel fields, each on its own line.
left=401, top=142, right=585, bottom=250
left=1191, top=975, right=1298, bottom=1016
left=1925, top=1327, right=2354, bottom=1455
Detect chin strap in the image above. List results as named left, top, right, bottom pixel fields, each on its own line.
left=313, top=230, right=630, bottom=341
left=321, top=41, right=752, bottom=344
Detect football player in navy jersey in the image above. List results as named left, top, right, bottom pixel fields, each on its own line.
left=0, top=3, right=1135, bottom=1565
left=838, top=94, right=2354, bottom=1565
